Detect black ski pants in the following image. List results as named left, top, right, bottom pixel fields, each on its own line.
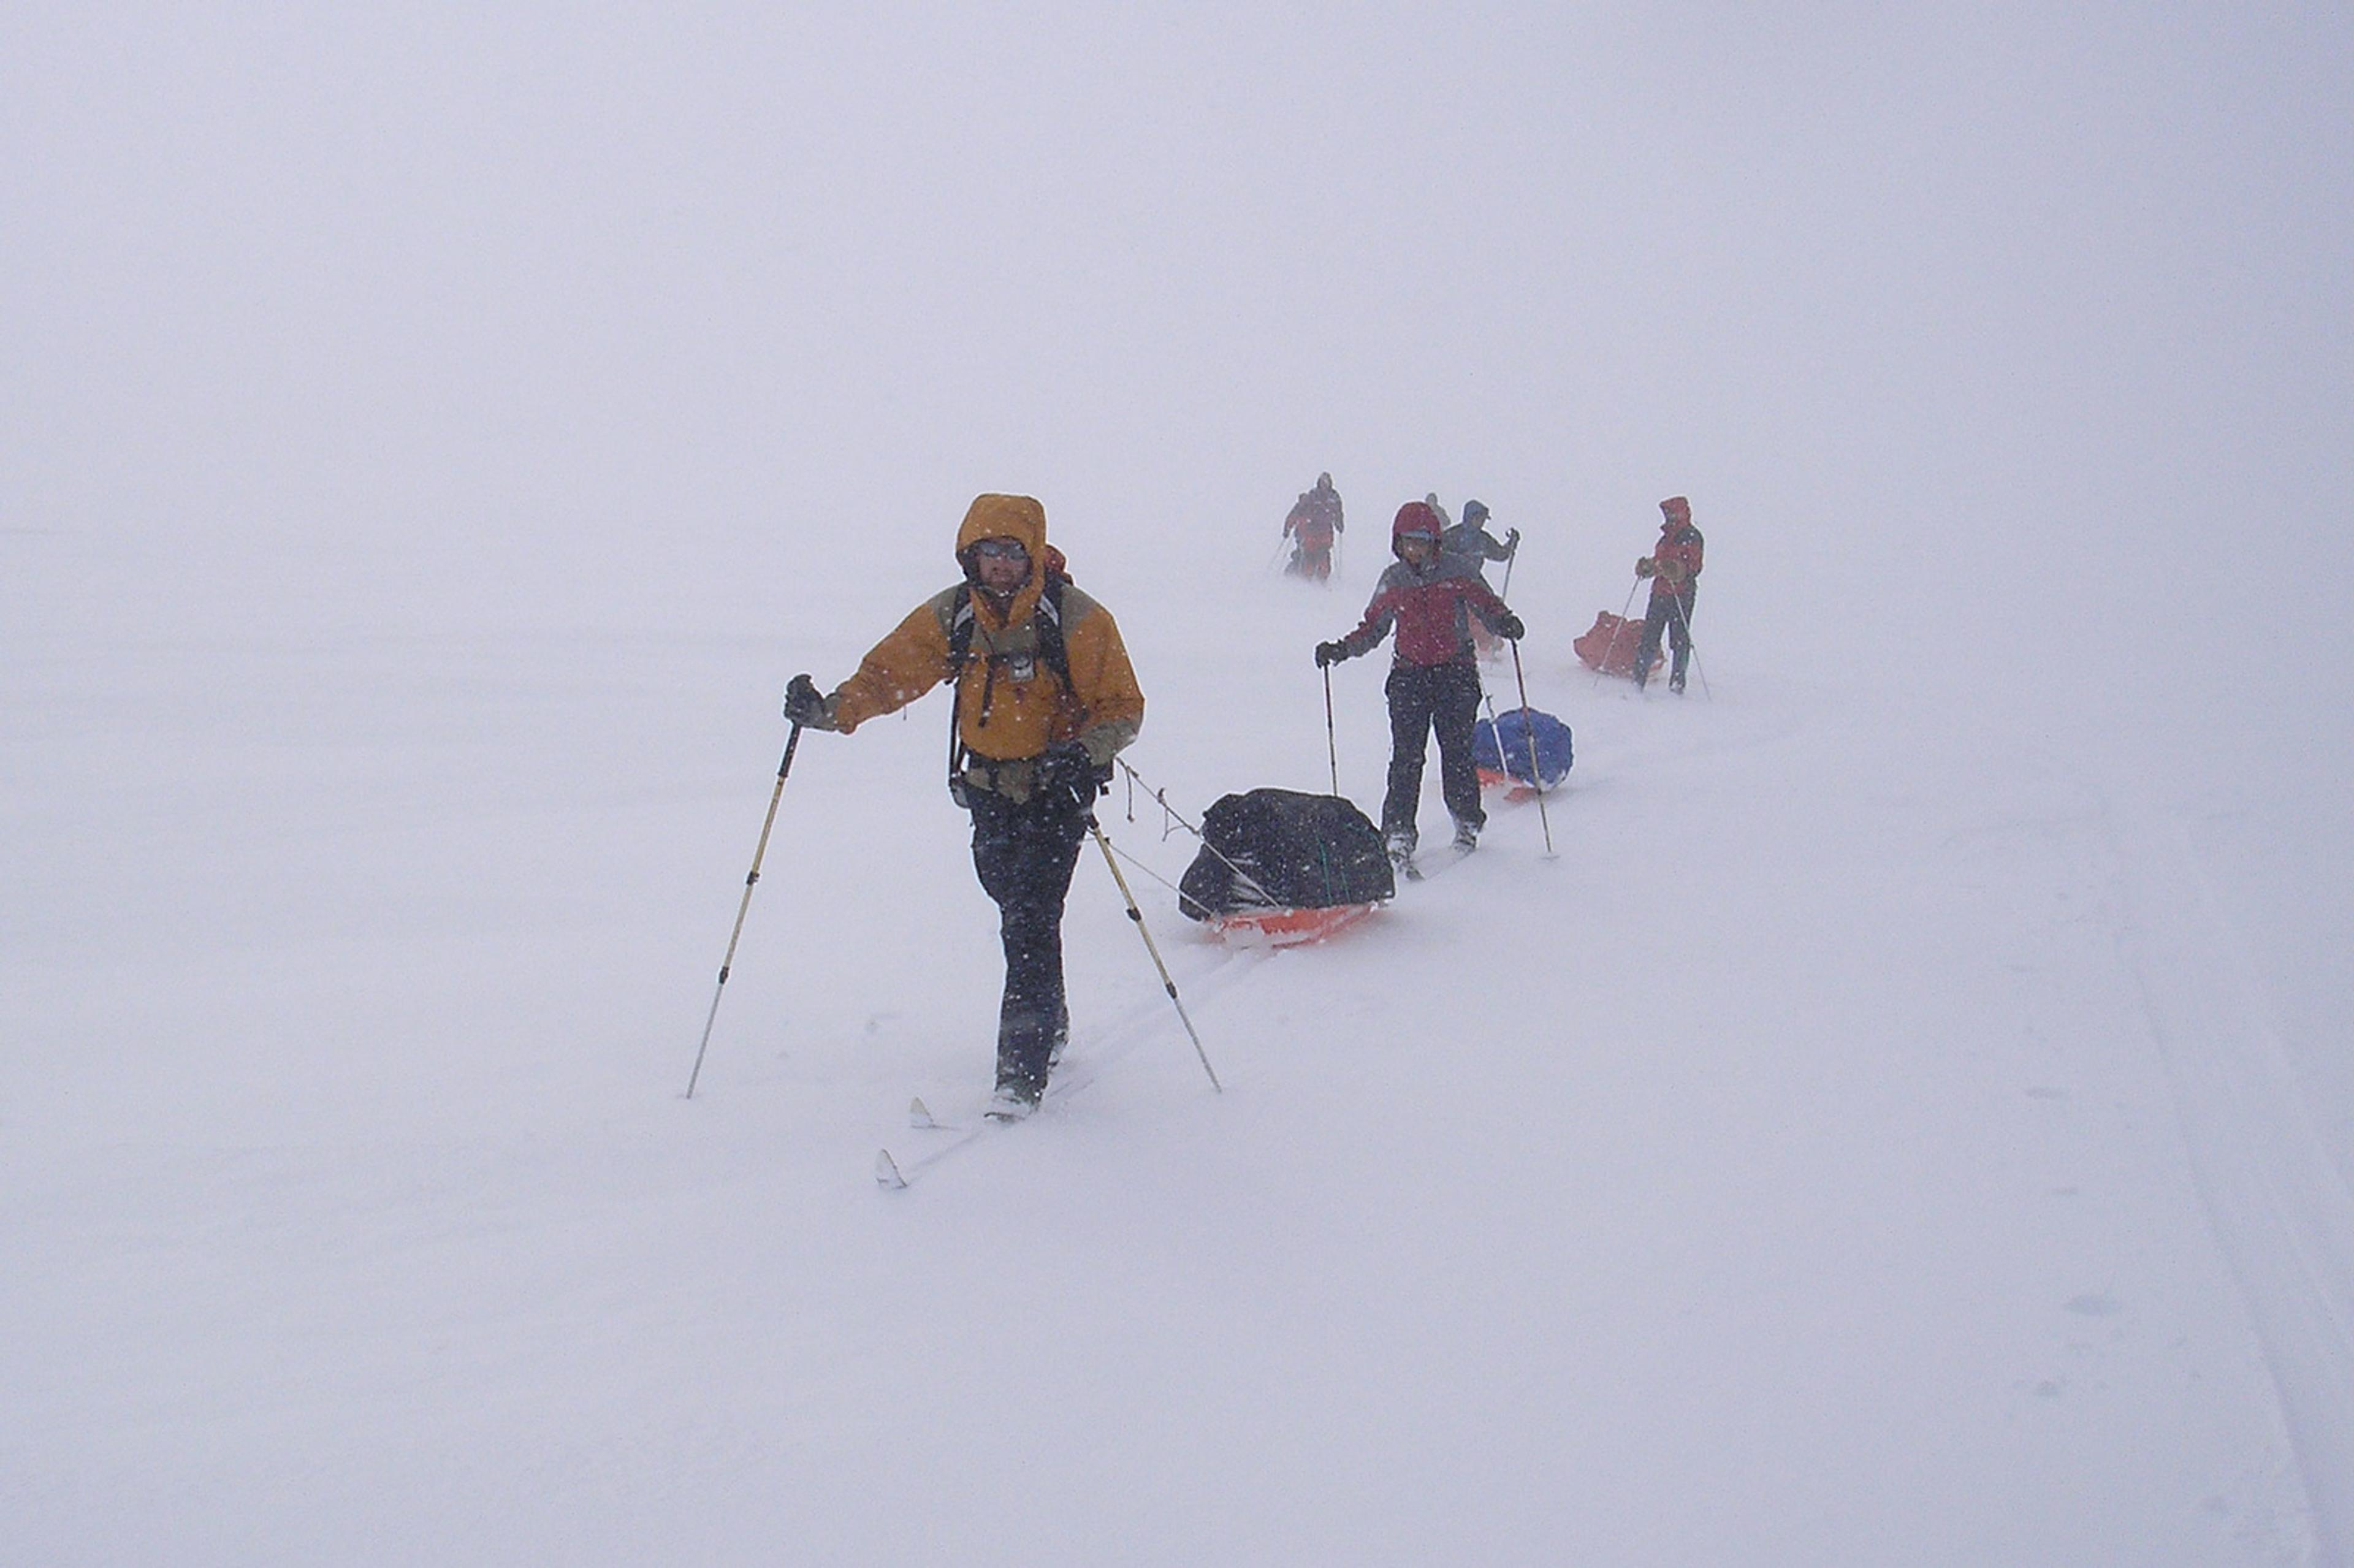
left=969, top=788, right=1087, bottom=1095
left=1636, top=584, right=1697, bottom=688
left=1382, top=660, right=1485, bottom=847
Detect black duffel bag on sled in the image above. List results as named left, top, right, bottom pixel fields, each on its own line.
left=1176, top=788, right=1393, bottom=945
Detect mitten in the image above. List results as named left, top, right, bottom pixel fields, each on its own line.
left=782, top=674, right=839, bottom=730
left=1033, top=740, right=1103, bottom=812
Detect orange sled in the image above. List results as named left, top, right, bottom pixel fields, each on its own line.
left=1211, top=902, right=1379, bottom=947
left=1574, top=611, right=1659, bottom=680
left=1476, top=767, right=1549, bottom=804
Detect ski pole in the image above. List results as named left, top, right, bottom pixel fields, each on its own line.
left=1088, top=818, right=1222, bottom=1091
left=1322, top=663, right=1340, bottom=795
left=1509, top=642, right=1556, bottom=858
left=1593, top=574, right=1641, bottom=687
left=1668, top=592, right=1711, bottom=699
left=684, top=720, right=804, bottom=1098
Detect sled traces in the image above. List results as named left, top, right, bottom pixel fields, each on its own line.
left=2105, top=791, right=2354, bottom=1562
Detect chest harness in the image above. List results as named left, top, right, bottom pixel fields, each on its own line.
left=943, top=573, right=1074, bottom=805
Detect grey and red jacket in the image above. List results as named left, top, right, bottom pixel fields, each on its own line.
left=1286, top=485, right=1344, bottom=547
left=1333, top=554, right=1513, bottom=668
left=1649, top=522, right=1704, bottom=600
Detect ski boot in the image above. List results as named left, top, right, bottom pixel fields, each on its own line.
left=986, top=1076, right=1042, bottom=1122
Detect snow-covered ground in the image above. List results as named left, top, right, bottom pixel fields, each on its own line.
left=6, top=522, right=2348, bottom=1564
left=7, top=6, right=2351, bottom=1564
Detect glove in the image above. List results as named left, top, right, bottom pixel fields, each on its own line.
left=1504, top=528, right=1520, bottom=554
left=1658, top=559, right=1688, bottom=587
left=1496, top=612, right=1525, bottom=641
left=1315, top=640, right=1347, bottom=668
left=782, top=673, right=837, bottom=730
left=1033, top=740, right=1103, bottom=811
left=1634, top=556, right=1656, bottom=578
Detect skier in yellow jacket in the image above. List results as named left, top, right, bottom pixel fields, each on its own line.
left=783, top=494, right=1145, bottom=1118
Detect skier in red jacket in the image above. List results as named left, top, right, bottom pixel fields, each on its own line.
left=1282, top=473, right=1344, bottom=581
left=1634, top=495, right=1705, bottom=693
left=1317, top=501, right=1523, bottom=868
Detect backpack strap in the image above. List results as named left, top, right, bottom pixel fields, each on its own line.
left=1033, top=574, right=1070, bottom=688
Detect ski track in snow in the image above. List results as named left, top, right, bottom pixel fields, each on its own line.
left=2106, top=791, right=2354, bottom=1567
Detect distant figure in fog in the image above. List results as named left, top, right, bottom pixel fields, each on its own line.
left=1284, top=473, right=1345, bottom=582
left=1442, top=499, right=1518, bottom=582
left=1633, top=495, right=1704, bottom=693
left=1444, top=498, right=1521, bottom=658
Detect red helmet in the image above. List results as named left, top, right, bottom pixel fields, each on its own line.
left=1391, top=500, right=1443, bottom=556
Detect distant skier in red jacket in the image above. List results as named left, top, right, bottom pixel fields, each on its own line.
left=1317, top=501, right=1523, bottom=868
left=1283, top=473, right=1344, bottom=581
left=1634, top=495, right=1704, bottom=693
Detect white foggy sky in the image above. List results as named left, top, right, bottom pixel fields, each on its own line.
left=6, top=2, right=2350, bottom=684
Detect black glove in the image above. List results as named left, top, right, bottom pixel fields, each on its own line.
left=1504, top=528, right=1520, bottom=554
left=782, top=673, right=836, bottom=730
left=1033, top=740, right=1103, bottom=811
left=1496, top=613, right=1525, bottom=641
left=1315, top=640, right=1347, bottom=668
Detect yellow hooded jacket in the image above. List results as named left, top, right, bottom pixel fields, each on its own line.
left=824, top=495, right=1145, bottom=803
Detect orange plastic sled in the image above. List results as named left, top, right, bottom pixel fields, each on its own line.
left=1476, top=766, right=1552, bottom=804
left=1211, top=903, right=1379, bottom=946
left=1574, top=611, right=1659, bottom=680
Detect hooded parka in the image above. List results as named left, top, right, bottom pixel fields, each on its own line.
left=823, top=494, right=1144, bottom=803
left=1636, top=497, right=1705, bottom=690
